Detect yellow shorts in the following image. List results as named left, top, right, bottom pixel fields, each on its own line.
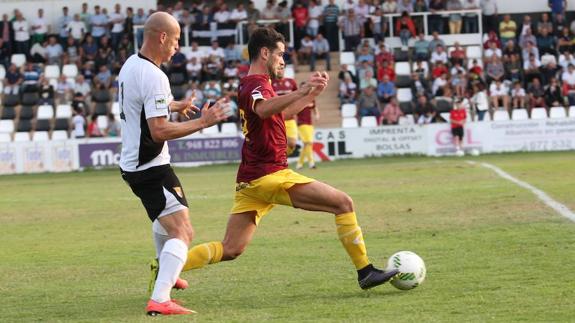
left=231, top=169, right=315, bottom=224
left=298, top=125, right=314, bottom=143
left=285, top=119, right=298, bottom=140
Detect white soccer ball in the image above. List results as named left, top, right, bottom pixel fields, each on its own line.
left=469, top=148, right=480, bottom=156
left=386, top=251, right=426, bottom=290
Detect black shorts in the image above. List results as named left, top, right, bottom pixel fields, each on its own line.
left=451, top=127, right=464, bottom=140
left=121, top=165, right=188, bottom=222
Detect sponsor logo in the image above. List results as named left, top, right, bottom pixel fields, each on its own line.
left=90, top=149, right=120, bottom=166
left=173, top=187, right=183, bottom=198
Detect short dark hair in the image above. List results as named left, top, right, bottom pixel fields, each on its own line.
left=248, top=27, right=285, bottom=62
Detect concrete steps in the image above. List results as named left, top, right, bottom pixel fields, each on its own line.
left=293, top=52, right=341, bottom=128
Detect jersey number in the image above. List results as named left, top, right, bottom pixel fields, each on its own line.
left=119, top=82, right=126, bottom=121
left=239, top=109, right=249, bottom=140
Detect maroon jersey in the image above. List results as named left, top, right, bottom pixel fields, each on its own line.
left=272, top=77, right=298, bottom=121
left=297, top=102, right=315, bottom=126
left=237, top=74, right=288, bottom=183
left=271, top=77, right=297, bottom=96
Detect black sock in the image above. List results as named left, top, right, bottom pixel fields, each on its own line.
left=357, top=264, right=374, bottom=280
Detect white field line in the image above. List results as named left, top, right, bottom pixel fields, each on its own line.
left=466, top=161, right=575, bottom=223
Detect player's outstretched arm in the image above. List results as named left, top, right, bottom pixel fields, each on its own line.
left=147, top=99, right=230, bottom=142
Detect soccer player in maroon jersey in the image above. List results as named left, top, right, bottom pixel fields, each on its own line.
left=271, top=71, right=299, bottom=156
left=182, top=27, right=398, bottom=290
left=296, top=97, right=319, bottom=169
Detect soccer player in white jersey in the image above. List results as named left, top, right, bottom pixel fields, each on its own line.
left=118, top=12, right=229, bottom=316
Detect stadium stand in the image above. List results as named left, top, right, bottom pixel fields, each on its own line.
left=32, top=131, right=50, bottom=142
left=531, top=108, right=548, bottom=119
left=342, top=117, right=359, bottom=128
left=0, top=1, right=573, bottom=142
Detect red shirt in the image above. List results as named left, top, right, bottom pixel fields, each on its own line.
left=297, top=102, right=315, bottom=126
left=432, top=65, right=448, bottom=79
left=450, top=109, right=466, bottom=129
left=292, top=7, right=308, bottom=28
left=377, top=66, right=396, bottom=82
left=237, top=74, right=287, bottom=183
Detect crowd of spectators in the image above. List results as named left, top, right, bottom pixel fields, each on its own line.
left=334, top=0, right=574, bottom=125
left=1, top=0, right=574, bottom=139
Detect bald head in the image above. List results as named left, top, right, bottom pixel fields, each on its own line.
left=144, top=12, right=180, bottom=39
left=141, top=12, right=181, bottom=65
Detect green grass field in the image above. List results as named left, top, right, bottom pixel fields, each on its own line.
left=1, top=152, right=574, bottom=322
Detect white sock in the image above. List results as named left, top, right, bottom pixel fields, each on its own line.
left=151, top=238, right=188, bottom=303
left=152, top=220, right=169, bottom=258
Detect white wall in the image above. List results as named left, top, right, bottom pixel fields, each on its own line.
left=0, top=0, right=156, bottom=32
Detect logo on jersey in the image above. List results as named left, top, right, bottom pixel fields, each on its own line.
left=154, top=94, right=168, bottom=110
left=173, top=187, right=183, bottom=198
left=251, top=86, right=264, bottom=101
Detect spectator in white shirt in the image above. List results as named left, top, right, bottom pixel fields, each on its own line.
left=214, top=4, right=232, bottom=24
left=510, top=81, right=526, bottom=109
left=489, top=79, right=509, bottom=111
left=12, top=11, right=30, bottom=54
left=68, top=14, right=87, bottom=43
left=484, top=41, right=502, bottom=58
left=307, top=0, right=323, bottom=37
left=109, top=3, right=125, bottom=48
left=471, top=83, right=489, bottom=120
left=31, top=9, right=49, bottom=44
left=186, top=57, right=202, bottom=82
left=207, top=40, right=225, bottom=59
left=230, top=4, right=248, bottom=24
left=432, top=73, right=448, bottom=96
left=186, top=41, right=207, bottom=64
left=172, top=1, right=184, bottom=22
left=430, top=45, right=448, bottom=65
left=74, top=74, right=92, bottom=98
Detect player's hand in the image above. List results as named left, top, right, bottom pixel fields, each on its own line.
left=200, top=98, right=231, bottom=128
left=174, top=92, right=201, bottom=119
left=305, top=71, right=329, bottom=97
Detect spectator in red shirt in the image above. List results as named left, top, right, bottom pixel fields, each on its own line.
left=450, top=42, right=467, bottom=66
left=483, top=31, right=502, bottom=49
left=377, top=60, right=396, bottom=82
left=395, top=11, right=417, bottom=48
left=450, top=98, right=467, bottom=154
left=292, top=1, right=309, bottom=50
left=375, top=43, right=395, bottom=66
left=431, top=61, right=448, bottom=79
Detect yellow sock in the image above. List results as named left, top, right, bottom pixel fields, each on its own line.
left=298, top=145, right=306, bottom=166
left=304, top=144, right=314, bottom=166
left=335, top=212, right=370, bottom=270
left=182, top=241, right=223, bottom=271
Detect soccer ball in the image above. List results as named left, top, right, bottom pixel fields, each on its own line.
left=469, top=148, right=480, bottom=156
left=386, top=251, right=426, bottom=290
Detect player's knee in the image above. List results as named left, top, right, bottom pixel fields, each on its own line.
left=336, top=192, right=354, bottom=214
left=222, top=242, right=246, bottom=261
left=170, top=226, right=194, bottom=245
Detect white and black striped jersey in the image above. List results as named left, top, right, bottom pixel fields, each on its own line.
left=118, top=53, right=173, bottom=172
